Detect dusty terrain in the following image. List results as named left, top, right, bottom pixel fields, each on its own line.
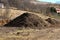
left=0, top=0, right=60, bottom=40
left=0, top=9, right=60, bottom=40
left=0, top=27, right=60, bottom=40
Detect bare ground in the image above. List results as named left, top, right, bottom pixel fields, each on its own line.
left=0, top=9, right=60, bottom=40
left=0, top=27, right=60, bottom=40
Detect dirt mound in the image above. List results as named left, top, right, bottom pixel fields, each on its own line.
left=45, top=18, right=60, bottom=25
left=4, top=13, right=49, bottom=29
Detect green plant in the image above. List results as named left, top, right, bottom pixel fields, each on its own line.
left=50, top=7, right=57, bottom=13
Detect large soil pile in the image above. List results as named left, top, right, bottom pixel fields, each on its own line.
left=4, top=13, right=49, bottom=29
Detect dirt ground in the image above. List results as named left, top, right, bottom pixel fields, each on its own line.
left=0, top=9, right=60, bottom=40
left=0, top=27, right=60, bottom=40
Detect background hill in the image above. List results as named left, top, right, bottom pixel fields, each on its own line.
left=1, top=0, right=60, bottom=13
left=0, top=0, right=60, bottom=19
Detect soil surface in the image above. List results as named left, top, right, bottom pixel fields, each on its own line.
left=0, top=27, right=60, bottom=40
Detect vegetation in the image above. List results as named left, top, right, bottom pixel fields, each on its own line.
left=50, top=7, right=57, bottom=13
left=1, top=0, right=60, bottom=14
left=1, top=0, right=60, bottom=19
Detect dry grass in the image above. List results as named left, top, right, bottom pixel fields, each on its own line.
left=0, top=27, right=60, bottom=40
